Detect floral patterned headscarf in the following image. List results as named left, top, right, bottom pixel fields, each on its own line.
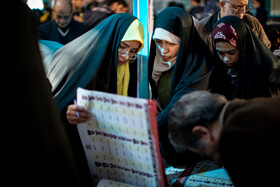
left=211, top=22, right=239, bottom=47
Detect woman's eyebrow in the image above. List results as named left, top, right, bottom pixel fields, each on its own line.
left=132, top=47, right=140, bottom=51
left=121, top=42, right=130, bottom=47
left=217, top=49, right=236, bottom=53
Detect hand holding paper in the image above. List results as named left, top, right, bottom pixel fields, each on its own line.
left=66, top=104, right=92, bottom=125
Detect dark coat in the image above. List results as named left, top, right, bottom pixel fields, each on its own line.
left=38, top=19, right=88, bottom=45
left=196, top=11, right=271, bottom=54
left=220, top=96, right=280, bottom=187
left=83, top=8, right=113, bottom=29
left=9, top=1, right=82, bottom=186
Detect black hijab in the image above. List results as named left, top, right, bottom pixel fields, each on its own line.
left=46, top=13, right=142, bottom=185
left=210, top=15, right=280, bottom=99
left=10, top=1, right=82, bottom=186
left=148, top=7, right=215, bottom=166
left=47, top=13, right=139, bottom=112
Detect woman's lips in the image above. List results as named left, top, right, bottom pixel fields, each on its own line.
left=162, top=55, right=170, bottom=61
left=118, top=61, right=125, bottom=66
left=226, top=63, right=233, bottom=67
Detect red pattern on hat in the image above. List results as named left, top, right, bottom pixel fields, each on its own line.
left=212, top=22, right=239, bottom=47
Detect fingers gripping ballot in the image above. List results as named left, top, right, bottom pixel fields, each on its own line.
left=66, top=104, right=92, bottom=125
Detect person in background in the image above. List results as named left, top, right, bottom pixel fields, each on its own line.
left=204, top=0, right=220, bottom=13
left=265, top=25, right=280, bottom=58
left=252, top=0, right=267, bottom=28
left=266, top=25, right=280, bottom=53
left=72, top=0, right=85, bottom=22
left=83, top=0, right=127, bottom=29
left=167, top=1, right=185, bottom=9
left=209, top=16, right=279, bottom=100
left=115, top=0, right=129, bottom=13
left=40, top=0, right=52, bottom=24
left=45, top=13, right=144, bottom=185
left=189, top=0, right=205, bottom=20
left=38, top=0, right=88, bottom=45
left=269, top=67, right=280, bottom=97
left=148, top=7, right=215, bottom=166
left=168, top=90, right=280, bottom=187
left=83, top=0, right=98, bottom=10
left=196, top=0, right=271, bottom=54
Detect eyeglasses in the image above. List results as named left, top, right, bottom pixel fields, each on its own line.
left=118, top=48, right=137, bottom=62
left=223, top=0, right=251, bottom=13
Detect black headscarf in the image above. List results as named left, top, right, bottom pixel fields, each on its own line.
left=46, top=14, right=143, bottom=185
left=9, top=1, right=82, bottom=186
left=210, top=15, right=280, bottom=99
left=47, top=13, right=139, bottom=112
left=148, top=7, right=215, bottom=166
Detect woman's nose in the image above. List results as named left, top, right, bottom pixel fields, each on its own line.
left=124, top=54, right=130, bottom=61
left=157, top=43, right=168, bottom=55
left=223, top=55, right=230, bottom=64
left=161, top=47, right=168, bottom=54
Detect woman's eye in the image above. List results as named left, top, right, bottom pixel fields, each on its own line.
left=217, top=51, right=224, bottom=56
left=156, top=40, right=162, bottom=44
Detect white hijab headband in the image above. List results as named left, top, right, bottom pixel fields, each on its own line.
left=152, top=28, right=181, bottom=45
left=151, top=28, right=181, bottom=84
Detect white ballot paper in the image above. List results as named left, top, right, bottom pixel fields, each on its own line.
left=76, top=88, right=166, bottom=187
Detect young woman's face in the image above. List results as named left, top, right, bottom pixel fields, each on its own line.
left=155, top=39, right=180, bottom=62
left=215, top=41, right=240, bottom=68
left=117, top=41, right=141, bottom=66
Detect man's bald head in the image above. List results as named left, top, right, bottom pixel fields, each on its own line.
left=53, top=0, right=73, bottom=28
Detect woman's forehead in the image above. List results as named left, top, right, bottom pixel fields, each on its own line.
left=215, top=40, right=237, bottom=51
left=120, top=41, right=140, bottom=48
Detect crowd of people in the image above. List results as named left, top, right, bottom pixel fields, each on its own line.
left=12, top=0, right=280, bottom=186
left=35, top=0, right=129, bottom=44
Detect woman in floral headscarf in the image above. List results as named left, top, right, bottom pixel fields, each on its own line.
left=210, top=15, right=280, bottom=99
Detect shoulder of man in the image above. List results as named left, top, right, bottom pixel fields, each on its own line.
left=38, top=20, right=57, bottom=38
left=242, top=13, right=271, bottom=48
left=196, top=11, right=220, bottom=39
left=70, top=19, right=89, bottom=32
left=38, top=20, right=56, bottom=30
left=223, top=97, right=280, bottom=132
left=196, top=11, right=219, bottom=32
left=242, top=13, right=262, bottom=31
left=219, top=96, right=280, bottom=187
left=196, top=12, right=219, bottom=54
